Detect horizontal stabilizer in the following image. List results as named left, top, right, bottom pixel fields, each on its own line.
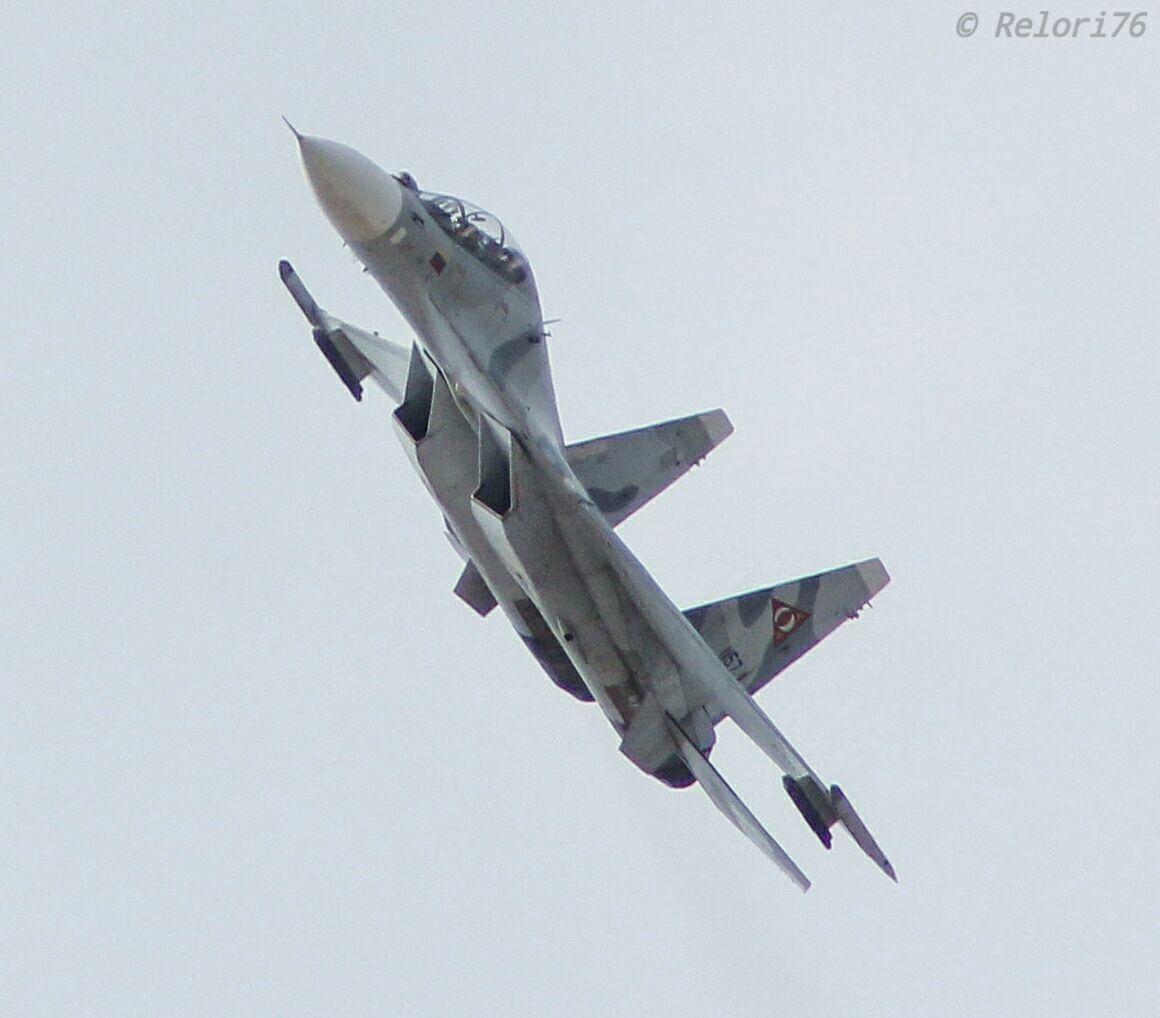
left=665, top=715, right=809, bottom=891
left=279, top=260, right=409, bottom=401
left=565, top=409, right=732, bottom=527
left=685, top=558, right=889, bottom=699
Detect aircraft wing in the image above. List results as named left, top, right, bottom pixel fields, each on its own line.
left=280, top=259, right=409, bottom=401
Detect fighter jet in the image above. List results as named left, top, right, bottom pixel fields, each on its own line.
left=280, top=129, right=895, bottom=890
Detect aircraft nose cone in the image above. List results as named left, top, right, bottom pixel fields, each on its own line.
left=295, top=135, right=403, bottom=243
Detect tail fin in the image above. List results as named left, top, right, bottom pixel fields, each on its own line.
left=684, top=558, right=889, bottom=697
left=682, top=559, right=897, bottom=882
left=565, top=410, right=732, bottom=527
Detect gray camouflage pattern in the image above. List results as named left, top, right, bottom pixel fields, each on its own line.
left=684, top=558, right=890, bottom=713
left=281, top=133, right=896, bottom=889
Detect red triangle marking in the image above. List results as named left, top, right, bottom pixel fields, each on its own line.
left=771, top=598, right=811, bottom=646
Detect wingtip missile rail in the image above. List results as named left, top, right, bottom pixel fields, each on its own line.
left=784, top=774, right=897, bottom=881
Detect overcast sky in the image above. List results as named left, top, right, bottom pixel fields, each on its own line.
left=3, top=3, right=1157, bottom=1015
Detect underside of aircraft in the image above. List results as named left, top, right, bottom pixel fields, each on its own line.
left=280, top=131, right=896, bottom=890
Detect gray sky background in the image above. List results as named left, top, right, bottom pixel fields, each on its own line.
left=3, top=3, right=1157, bottom=1015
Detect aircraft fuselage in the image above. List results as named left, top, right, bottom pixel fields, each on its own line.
left=284, top=132, right=896, bottom=888
left=300, top=137, right=705, bottom=781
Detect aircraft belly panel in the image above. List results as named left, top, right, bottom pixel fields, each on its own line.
left=390, top=354, right=524, bottom=613
left=466, top=433, right=680, bottom=733
left=470, top=479, right=637, bottom=729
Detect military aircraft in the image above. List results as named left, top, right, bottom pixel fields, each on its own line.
left=280, top=127, right=895, bottom=890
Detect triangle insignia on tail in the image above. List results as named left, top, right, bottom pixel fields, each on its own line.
left=771, top=599, right=810, bottom=646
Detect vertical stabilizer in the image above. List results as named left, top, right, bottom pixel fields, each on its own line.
left=565, top=410, right=732, bottom=526
left=684, top=558, right=890, bottom=698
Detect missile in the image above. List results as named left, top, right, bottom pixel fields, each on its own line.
left=784, top=775, right=897, bottom=881
left=782, top=774, right=834, bottom=848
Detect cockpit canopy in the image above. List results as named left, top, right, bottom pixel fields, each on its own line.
left=419, top=192, right=530, bottom=286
